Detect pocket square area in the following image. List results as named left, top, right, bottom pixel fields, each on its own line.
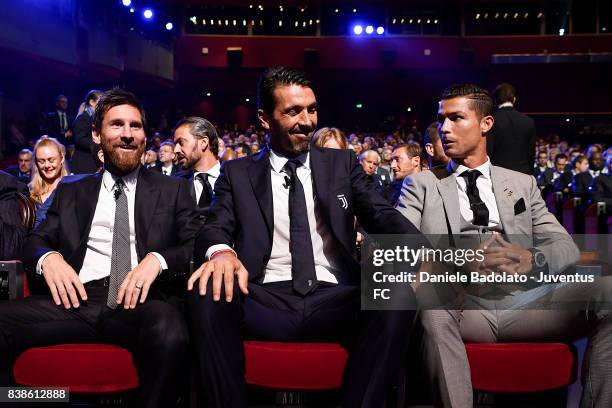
left=514, top=198, right=526, bottom=215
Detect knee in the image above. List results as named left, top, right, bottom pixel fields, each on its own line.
left=187, top=279, right=240, bottom=330
left=147, top=304, right=189, bottom=352
left=419, top=310, right=459, bottom=337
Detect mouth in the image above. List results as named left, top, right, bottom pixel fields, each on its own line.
left=116, top=145, right=137, bottom=151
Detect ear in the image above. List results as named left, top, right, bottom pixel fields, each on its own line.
left=257, top=109, right=270, bottom=130
left=200, top=136, right=209, bottom=152
left=480, top=115, right=494, bottom=135
left=92, top=127, right=101, bottom=145
left=424, top=143, right=434, bottom=157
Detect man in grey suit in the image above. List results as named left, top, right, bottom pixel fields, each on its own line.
left=396, top=83, right=612, bottom=408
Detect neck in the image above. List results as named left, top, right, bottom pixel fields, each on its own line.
left=455, top=154, right=487, bottom=169
left=195, top=153, right=218, bottom=173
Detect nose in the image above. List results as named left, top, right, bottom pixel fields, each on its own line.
left=439, top=119, right=450, bottom=135
left=297, top=110, right=313, bottom=129
left=173, top=144, right=181, bottom=154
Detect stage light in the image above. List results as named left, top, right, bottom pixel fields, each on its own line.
left=603, top=27, right=608, bottom=32
left=376, top=26, right=384, bottom=35
left=353, top=25, right=363, bottom=35
left=278, top=20, right=282, bottom=27
left=434, top=19, right=438, bottom=24
left=245, top=98, right=250, bottom=102
left=356, top=103, right=363, bottom=109
left=406, top=107, right=412, bottom=112
left=476, top=13, right=480, bottom=20
left=129, top=7, right=135, bottom=13
left=190, top=16, right=197, bottom=24
left=559, top=28, right=565, bottom=36
left=365, top=25, right=374, bottom=34
left=143, top=9, right=153, bottom=19
left=334, top=9, right=339, bottom=13
left=392, top=18, right=397, bottom=24
left=537, top=12, right=543, bottom=18
left=353, top=8, right=357, bottom=13
left=122, top=0, right=131, bottom=7
left=565, top=118, right=570, bottom=122
left=165, top=22, right=173, bottom=30
left=206, top=92, right=212, bottom=97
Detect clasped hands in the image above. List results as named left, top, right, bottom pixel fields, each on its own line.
left=41, top=253, right=161, bottom=309
left=187, top=252, right=249, bottom=302
left=469, top=232, right=534, bottom=276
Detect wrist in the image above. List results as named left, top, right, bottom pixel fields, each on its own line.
left=210, top=249, right=236, bottom=260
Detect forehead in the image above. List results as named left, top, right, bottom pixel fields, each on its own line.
left=174, top=124, right=194, bottom=138
left=19, top=152, right=32, bottom=158
left=104, top=104, right=143, bottom=123
left=160, top=144, right=173, bottom=151
left=438, top=96, right=475, bottom=114
left=272, top=85, right=316, bottom=109
left=36, top=145, right=61, bottom=158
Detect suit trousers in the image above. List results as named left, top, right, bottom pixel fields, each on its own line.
left=418, top=277, right=612, bottom=408
left=188, top=280, right=415, bottom=408
left=0, top=282, right=189, bottom=408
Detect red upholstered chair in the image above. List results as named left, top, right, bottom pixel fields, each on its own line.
left=465, top=343, right=578, bottom=405
left=13, top=344, right=138, bottom=393
left=244, top=341, right=348, bottom=390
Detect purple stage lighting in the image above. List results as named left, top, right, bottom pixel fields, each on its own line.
left=122, top=0, right=131, bottom=7
left=353, top=25, right=363, bottom=35
left=376, top=26, right=385, bottom=35
left=143, top=8, right=153, bottom=19
left=365, top=25, right=374, bottom=34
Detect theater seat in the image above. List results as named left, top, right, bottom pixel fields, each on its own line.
left=13, top=344, right=139, bottom=393
left=244, top=341, right=348, bottom=390
left=465, top=343, right=577, bottom=393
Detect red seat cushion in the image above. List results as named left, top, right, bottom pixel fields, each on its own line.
left=13, top=344, right=138, bottom=393
left=244, top=341, right=348, bottom=390
left=465, top=343, right=577, bottom=393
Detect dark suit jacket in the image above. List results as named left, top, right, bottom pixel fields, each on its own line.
left=154, top=163, right=181, bottom=176
left=70, top=111, right=98, bottom=174
left=553, top=171, right=573, bottom=194
left=376, top=167, right=391, bottom=188
left=487, top=106, right=536, bottom=175
left=592, top=174, right=612, bottom=208
left=194, top=145, right=424, bottom=286
left=43, top=111, right=73, bottom=145
left=23, top=167, right=201, bottom=286
left=535, top=167, right=554, bottom=187
left=0, top=171, right=26, bottom=259
left=572, top=172, right=594, bottom=196
left=4, top=165, right=31, bottom=184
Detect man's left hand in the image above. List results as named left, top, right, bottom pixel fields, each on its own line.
left=116, top=254, right=161, bottom=309
left=483, top=234, right=533, bottom=275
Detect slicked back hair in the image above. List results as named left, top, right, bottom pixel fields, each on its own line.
left=93, top=87, right=147, bottom=132
left=493, top=83, right=516, bottom=105
left=441, top=83, right=493, bottom=119
left=257, top=67, right=314, bottom=114
left=174, top=116, right=219, bottom=156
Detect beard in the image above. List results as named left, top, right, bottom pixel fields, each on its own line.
left=102, top=138, right=145, bottom=176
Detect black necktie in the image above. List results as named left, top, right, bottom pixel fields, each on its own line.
left=108, top=179, right=131, bottom=308
left=284, top=159, right=317, bottom=296
left=459, top=170, right=489, bottom=226
left=196, top=173, right=213, bottom=208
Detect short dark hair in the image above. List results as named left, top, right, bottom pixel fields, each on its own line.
left=85, top=89, right=103, bottom=105
left=257, top=67, right=313, bottom=114
left=441, top=83, right=493, bottom=119
left=174, top=116, right=219, bottom=156
left=93, top=88, right=147, bottom=132
left=423, top=121, right=441, bottom=145
left=160, top=140, right=175, bottom=149
left=572, top=154, right=588, bottom=168
left=235, top=142, right=251, bottom=156
left=554, top=153, right=568, bottom=163
left=493, top=83, right=516, bottom=105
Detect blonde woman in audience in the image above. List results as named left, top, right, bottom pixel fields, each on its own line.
left=29, top=136, right=69, bottom=208
left=312, top=126, right=349, bottom=149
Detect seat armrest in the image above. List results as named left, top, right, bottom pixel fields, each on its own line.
left=0, top=260, right=25, bottom=300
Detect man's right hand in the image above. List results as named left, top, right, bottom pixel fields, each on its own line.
left=41, top=253, right=88, bottom=309
left=187, top=253, right=249, bottom=302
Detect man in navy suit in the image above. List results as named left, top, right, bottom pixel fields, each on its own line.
left=43, top=94, right=73, bottom=145
left=187, top=67, right=424, bottom=407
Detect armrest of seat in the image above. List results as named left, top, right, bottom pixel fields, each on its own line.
left=0, top=260, right=26, bottom=300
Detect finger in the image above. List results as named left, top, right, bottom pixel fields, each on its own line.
left=224, top=264, right=235, bottom=302
left=129, top=283, right=141, bottom=309
left=237, top=266, right=249, bottom=295
left=212, top=263, right=224, bottom=301
left=481, top=233, right=497, bottom=250
left=48, top=281, right=61, bottom=306
left=55, top=281, right=71, bottom=309
left=494, top=233, right=512, bottom=247
left=187, top=265, right=204, bottom=290
left=72, top=277, right=88, bottom=302
left=117, top=276, right=130, bottom=305
left=64, top=280, right=80, bottom=308
left=199, top=263, right=214, bottom=296
left=122, top=279, right=136, bottom=310
left=139, top=281, right=151, bottom=304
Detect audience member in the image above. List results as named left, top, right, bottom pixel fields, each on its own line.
left=569, top=154, right=591, bottom=195
left=71, top=89, right=103, bottom=174
left=360, top=150, right=385, bottom=192
left=155, top=141, right=180, bottom=176
left=4, top=149, right=33, bottom=184
left=311, top=127, right=349, bottom=149
left=234, top=142, right=251, bottom=158
left=384, top=143, right=423, bottom=206
left=534, top=150, right=553, bottom=188
left=591, top=156, right=612, bottom=211
left=423, top=122, right=449, bottom=169
left=143, top=149, right=158, bottom=169
left=219, top=148, right=236, bottom=163
left=29, top=136, right=69, bottom=219
left=487, top=83, right=536, bottom=175
left=0, top=171, right=27, bottom=260
left=43, top=94, right=72, bottom=145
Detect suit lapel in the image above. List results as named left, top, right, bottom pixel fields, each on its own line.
left=248, top=149, right=274, bottom=240
left=77, top=173, right=103, bottom=238
left=490, top=165, right=516, bottom=234
left=135, top=168, right=161, bottom=259
left=309, top=146, right=332, bottom=218
left=434, top=164, right=461, bottom=235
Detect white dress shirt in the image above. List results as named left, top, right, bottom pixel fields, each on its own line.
left=194, top=162, right=220, bottom=203
left=161, top=164, right=173, bottom=176
left=37, top=168, right=167, bottom=283
left=450, top=158, right=501, bottom=228
left=206, top=149, right=340, bottom=284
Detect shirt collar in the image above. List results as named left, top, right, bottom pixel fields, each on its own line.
left=102, top=167, right=139, bottom=193
left=498, top=102, right=514, bottom=109
left=195, top=161, right=221, bottom=178
left=449, top=158, right=492, bottom=180
left=269, top=149, right=310, bottom=173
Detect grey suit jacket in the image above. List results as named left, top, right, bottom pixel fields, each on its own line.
left=395, top=163, right=579, bottom=275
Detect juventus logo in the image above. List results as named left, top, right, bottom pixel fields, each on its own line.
left=337, top=194, right=348, bottom=210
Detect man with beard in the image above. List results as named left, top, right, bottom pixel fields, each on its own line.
left=0, top=88, right=199, bottom=408
left=187, top=67, right=424, bottom=407
left=383, top=142, right=422, bottom=206
left=173, top=116, right=220, bottom=213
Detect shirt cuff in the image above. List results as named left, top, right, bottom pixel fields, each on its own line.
left=148, top=252, right=168, bottom=275
left=205, top=244, right=235, bottom=260
left=36, top=251, right=62, bottom=275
